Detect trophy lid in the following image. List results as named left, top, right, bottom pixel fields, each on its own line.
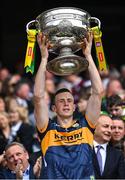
left=36, top=7, right=91, bottom=19
left=35, top=7, right=91, bottom=30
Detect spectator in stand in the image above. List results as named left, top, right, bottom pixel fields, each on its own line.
left=0, top=74, right=21, bottom=98
left=106, top=94, right=125, bottom=120
left=0, top=112, right=11, bottom=155
left=109, top=67, right=120, bottom=80
left=106, top=79, right=123, bottom=98
left=111, top=116, right=125, bottom=156
left=5, top=96, right=19, bottom=112
left=7, top=74, right=22, bottom=96
left=93, top=114, right=125, bottom=179
left=0, top=142, right=42, bottom=179
left=8, top=105, right=35, bottom=154
left=14, top=79, right=34, bottom=115
left=0, top=67, right=10, bottom=82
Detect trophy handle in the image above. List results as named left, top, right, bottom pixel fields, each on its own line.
left=26, top=20, right=38, bottom=32
left=89, top=17, right=101, bottom=29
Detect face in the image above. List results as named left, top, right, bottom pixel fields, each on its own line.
left=45, top=79, right=55, bottom=94
left=94, top=115, right=113, bottom=144
left=8, top=99, right=18, bottom=110
left=53, top=92, right=75, bottom=119
left=112, top=120, right=125, bottom=141
left=0, top=114, right=9, bottom=129
left=108, top=105, right=123, bottom=117
left=107, top=80, right=122, bottom=96
left=17, top=84, right=30, bottom=99
left=0, top=68, right=10, bottom=81
left=5, top=145, right=29, bottom=171
left=9, top=109, right=20, bottom=124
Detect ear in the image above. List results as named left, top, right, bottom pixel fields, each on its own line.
left=51, top=105, right=56, bottom=112
left=25, top=151, right=29, bottom=160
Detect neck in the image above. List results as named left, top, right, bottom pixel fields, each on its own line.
left=94, top=137, right=108, bottom=144
left=57, top=116, right=75, bottom=128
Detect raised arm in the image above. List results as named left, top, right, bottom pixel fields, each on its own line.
left=34, top=33, right=49, bottom=132
left=82, top=32, right=103, bottom=126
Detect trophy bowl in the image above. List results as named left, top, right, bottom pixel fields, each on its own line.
left=26, top=7, right=101, bottom=76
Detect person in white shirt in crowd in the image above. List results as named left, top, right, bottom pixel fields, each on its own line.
left=93, top=114, right=125, bottom=179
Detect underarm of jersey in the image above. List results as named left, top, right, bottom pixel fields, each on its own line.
left=41, top=127, right=93, bottom=156
left=85, top=115, right=95, bottom=129
left=37, top=121, right=48, bottom=133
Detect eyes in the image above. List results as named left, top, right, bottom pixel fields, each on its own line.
left=109, top=108, right=121, bottom=112
left=102, top=124, right=113, bottom=129
left=58, top=98, right=74, bottom=103
left=112, top=126, right=124, bottom=130
left=6, top=152, right=22, bottom=162
left=102, top=124, right=124, bottom=131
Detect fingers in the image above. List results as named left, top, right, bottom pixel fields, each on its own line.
left=15, top=160, right=23, bottom=179
left=36, top=156, right=42, bottom=166
left=87, top=31, right=93, bottom=42
left=0, top=152, right=6, bottom=163
left=82, top=31, right=93, bottom=47
left=37, top=33, right=49, bottom=47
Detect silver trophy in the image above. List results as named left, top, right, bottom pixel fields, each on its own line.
left=26, top=7, right=101, bottom=76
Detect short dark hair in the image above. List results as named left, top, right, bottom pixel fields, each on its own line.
left=52, top=88, right=72, bottom=105
left=112, top=116, right=125, bottom=127
left=107, top=95, right=123, bottom=108
left=55, top=88, right=72, bottom=96
left=112, top=116, right=124, bottom=121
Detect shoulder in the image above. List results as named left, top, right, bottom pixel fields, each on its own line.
left=19, top=123, right=34, bottom=131
left=107, top=144, right=124, bottom=158
left=0, top=168, right=16, bottom=179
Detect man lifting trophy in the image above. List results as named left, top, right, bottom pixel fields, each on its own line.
left=28, top=7, right=104, bottom=180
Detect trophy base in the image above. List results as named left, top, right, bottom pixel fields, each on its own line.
left=46, top=54, right=89, bottom=76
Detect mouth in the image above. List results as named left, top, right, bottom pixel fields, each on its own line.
left=104, top=133, right=111, bottom=138
left=64, top=110, right=69, bottom=112
left=63, top=108, right=70, bottom=112
left=14, top=160, right=22, bottom=166
left=113, top=135, right=121, bottom=139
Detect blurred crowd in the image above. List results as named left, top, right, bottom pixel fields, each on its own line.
left=0, top=62, right=125, bottom=178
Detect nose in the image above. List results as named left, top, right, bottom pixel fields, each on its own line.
left=115, top=127, right=119, bottom=133
left=108, top=126, right=112, bottom=133
left=13, top=155, right=19, bottom=161
left=112, top=110, right=117, bottom=116
left=64, top=100, right=68, bottom=106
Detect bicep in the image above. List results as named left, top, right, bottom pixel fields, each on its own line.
left=34, top=97, right=49, bottom=132
left=85, top=94, right=102, bottom=125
